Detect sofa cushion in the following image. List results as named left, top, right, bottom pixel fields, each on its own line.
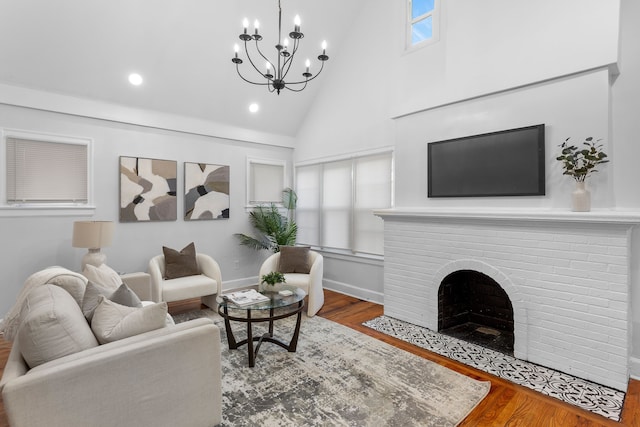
left=45, top=270, right=88, bottom=306
left=161, top=274, right=217, bottom=303
left=91, top=297, right=168, bottom=344
left=82, top=282, right=142, bottom=321
left=17, top=284, right=98, bottom=368
left=82, top=264, right=122, bottom=290
left=278, top=246, right=311, bottom=274
left=163, top=242, right=199, bottom=279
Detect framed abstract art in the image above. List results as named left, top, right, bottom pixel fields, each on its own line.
left=119, top=156, right=177, bottom=222
left=184, top=162, right=230, bottom=220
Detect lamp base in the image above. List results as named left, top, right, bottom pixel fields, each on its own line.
left=81, top=249, right=107, bottom=271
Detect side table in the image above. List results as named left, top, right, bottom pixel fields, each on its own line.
left=120, top=272, right=152, bottom=301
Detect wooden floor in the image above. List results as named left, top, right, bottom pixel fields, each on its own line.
left=0, top=289, right=638, bottom=426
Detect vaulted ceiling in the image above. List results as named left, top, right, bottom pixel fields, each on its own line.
left=0, top=0, right=365, bottom=137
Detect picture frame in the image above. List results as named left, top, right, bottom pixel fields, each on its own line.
left=119, top=156, right=177, bottom=222
left=184, top=162, right=230, bottom=220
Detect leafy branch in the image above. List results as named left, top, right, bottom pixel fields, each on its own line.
left=556, top=137, right=609, bottom=182
left=234, top=188, right=298, bottom=253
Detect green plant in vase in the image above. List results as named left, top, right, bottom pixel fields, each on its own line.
left=260, top=271, right=286, bottom=292
left=556, top=137, right=609, bottom=212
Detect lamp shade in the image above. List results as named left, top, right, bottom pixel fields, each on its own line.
left=72, top=221, right=114, bottom=249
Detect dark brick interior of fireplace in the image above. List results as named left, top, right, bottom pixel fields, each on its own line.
left=438, top=270, right=514, bottom=355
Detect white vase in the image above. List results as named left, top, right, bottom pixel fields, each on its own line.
left=259, top=282, right=283, bottom=292
left=571, top=181, right=591, bottom=212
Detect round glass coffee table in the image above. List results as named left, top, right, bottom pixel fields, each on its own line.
left=217, top=285, right=306, bottom=367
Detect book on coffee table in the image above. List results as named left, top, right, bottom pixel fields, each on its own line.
left=223, top=289, right=270, bottom=307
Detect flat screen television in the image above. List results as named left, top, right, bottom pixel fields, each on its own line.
left=427, top=124, right=545, bottom=197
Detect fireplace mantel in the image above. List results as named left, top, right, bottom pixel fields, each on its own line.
left=374, top=208, right=640, bottom=226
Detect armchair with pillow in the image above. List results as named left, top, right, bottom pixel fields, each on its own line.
left=0, top=266, right=222, bottom=427
left=148, top=242, right=223, bottom=309
left=259, top=246, right=324, bottom=316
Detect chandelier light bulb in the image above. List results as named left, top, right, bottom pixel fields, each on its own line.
left=283, top=39, right=289, bottom=49
left=254, top=19, right=260, bottom=34
left=322, top=40, right=327, bottom=52
left=305, top=59, right=311, bottom=73
left=242, top=18, right=249, bottom=33
left=294, top=15, right=301, bottom=32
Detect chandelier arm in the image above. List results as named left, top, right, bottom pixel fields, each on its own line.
left=283, top=60, right=326, bottom=86
left=279, top=38, right=300, bottom=81
left=284, top=80, right=308, bottom=92
left=235, top=65, right=271, bottom=86
left=242, top=42, right=273, bottom=82
left=253, top=40, right=276, bottom=73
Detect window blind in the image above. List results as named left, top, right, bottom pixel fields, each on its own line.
left=296, top=151, right=392, bottom=255
left=249, top=162, right=284, bottom=204
left=6, top=137, right=88, bottom=203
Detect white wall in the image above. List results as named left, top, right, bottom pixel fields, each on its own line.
left=394, top=69, right=612, bottom=209
left=0, top=103, right=293, bottom=317
left=613, top=0, right=640, bottom=375
left=296, top=0, right=640, bottom=378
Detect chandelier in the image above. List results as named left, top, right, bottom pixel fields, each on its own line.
left=231, top=0, right=328, bottom=95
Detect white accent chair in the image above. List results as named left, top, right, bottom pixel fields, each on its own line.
left=148, top=253, right=222, bottom=309
left=259, top=250, right=324, bottom=316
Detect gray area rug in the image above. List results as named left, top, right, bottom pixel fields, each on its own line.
left=173, top=309, right=490, bottom=426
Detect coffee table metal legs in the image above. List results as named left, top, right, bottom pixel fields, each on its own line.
left=219, top=300, right=305, bottom=367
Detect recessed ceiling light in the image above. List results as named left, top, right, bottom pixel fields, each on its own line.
left=249, top=103, right=259, bottom=113
left=128, top=73, right=143, bottom=86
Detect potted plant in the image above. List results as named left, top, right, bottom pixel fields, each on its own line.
left=234, top=188, right=298, bottom=253
left=260, top=271, right=286, bottom=291
left=556, top=137, right=609, bottom=212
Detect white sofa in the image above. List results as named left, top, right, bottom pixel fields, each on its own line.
left=0, top=268, right=222, bottom=427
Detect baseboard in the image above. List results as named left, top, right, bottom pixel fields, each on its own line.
left=222, top=277, right=258, bottom=292
left=630, top=356, right=640, bottom=380
left=324, top=278, right=384, bottom=305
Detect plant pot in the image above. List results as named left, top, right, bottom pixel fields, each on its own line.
left=572, top=181, right=591, bottom=212
left=259, top=282, right=283, bottom=292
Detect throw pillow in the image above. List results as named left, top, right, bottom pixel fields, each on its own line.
left=82, top=282, right=142, bottom=322
left=82, top=264, right=122, bottom=290
left=91, top=297, right=168, bottom=344
left=18, top=284, right=99, bottom=368
left=163, top=242, right=199, bottom=279
left=110, top=283, right=143, bottom=308
left=278, top=246, right=311, bottom=274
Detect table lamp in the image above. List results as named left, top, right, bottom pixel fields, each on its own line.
left=72, top=221, right=115, bottom=270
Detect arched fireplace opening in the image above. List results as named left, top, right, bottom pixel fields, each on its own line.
left=438, top=270, right=514, bottom=355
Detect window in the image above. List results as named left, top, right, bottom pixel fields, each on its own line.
left=408, top=0, right=439, bottom=47
left=295, top=150, right=393, bottom=256
left=246, top=158, right=286, bottom=206
left=2, top=129, right=93, bottom=215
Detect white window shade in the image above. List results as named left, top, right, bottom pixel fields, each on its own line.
left=6, top=137, right=88, bottom=203
left=296, top=164, right=321, bottom=246
left=322, top=160, right=352, bottom=250
left=296, top=149, right=393, bottom=256
left=354, top=153, right=392, bottom=254
left=248, top=160, right=285, bottom=204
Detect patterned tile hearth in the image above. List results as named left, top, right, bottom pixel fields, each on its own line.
left=363, top=315, right=626, bottom=421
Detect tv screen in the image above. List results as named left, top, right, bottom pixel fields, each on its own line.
left=428, top=124, right=545, bottom=197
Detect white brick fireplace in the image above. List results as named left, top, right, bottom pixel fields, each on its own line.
left=375, top=208, right=640, bottom=391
